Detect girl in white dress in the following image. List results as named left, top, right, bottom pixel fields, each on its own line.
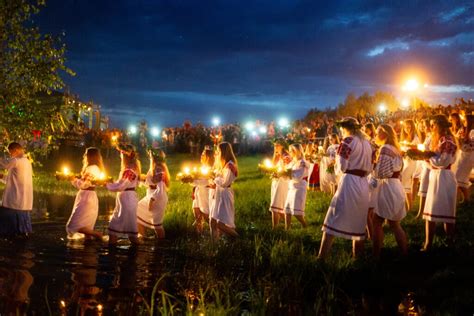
left=192, top=147, right=214, bottom=233
left=453, top=114, right=474, bottom=203
left=422, top=115, right=458, bottom=251
left=269, top=139, right=291, bottom=229
left=66, top=147, right=104, bottom=240
left=106, top=144, right=141, bottom=245
left=371, top=125, right=408, bottom=257
left=416, top=118, right=432, bottom=219
left=318, top=118, right=373, bottom=259
left=283, top=144, right=309, bottom=230
left=137, top=148, right=170, bottom=238
left=400, top=119, right=420, bottom=211
left=319, top=134, right=340, bottom=194
left=210, top=142, right=239, bottom=240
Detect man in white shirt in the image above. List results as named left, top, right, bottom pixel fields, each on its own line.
left=0, top=142, right=33, bottom=237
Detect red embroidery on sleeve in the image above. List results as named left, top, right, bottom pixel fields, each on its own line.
left=122, top=169, right=137, bottom=181
left=337, top=138, right=352, bottom=160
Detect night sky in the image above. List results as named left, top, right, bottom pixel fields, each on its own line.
left=37, top=0, right=474, bottom=127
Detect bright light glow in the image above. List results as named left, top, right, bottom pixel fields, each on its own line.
left=402, top=78, right=420, bottom=92
left=259, top=126, right=267, bottom=134
left=251, top=131, right=258, bottom=137
left=60, top=300, right=66, bottom=308
left=417, top=144, right=426, bottom=151
left=99, top=172, right=106, bottom=180
left=151, top=127, right=160, bottom=137
left=62, top=167, right=70, bottom=175
left=278, top=117, right=289, bottom=128
left=378, top=103, right=387, bottom=112
left=212, top=117, right=220, bottom=127
left=200, top=166, right=209, bottom=175
left=111, top=135, right=118, bottom=142
left=245, top=121, right=255, bottom=131
left=97, top=304, right=103, bottom=312
left=129, top=125, right=137, bottom=134
left=184, top=167, right=190, bottom=175
left=263, top=158, right=273, bottom=168
left=401, top=99, right=410, bottom=108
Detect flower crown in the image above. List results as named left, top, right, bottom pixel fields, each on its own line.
left=148, top=147, right=166, bottom=163
left=116, top=143, right=136, bottom=156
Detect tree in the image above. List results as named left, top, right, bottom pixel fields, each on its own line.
left=0, top=0, right=75, bottom=152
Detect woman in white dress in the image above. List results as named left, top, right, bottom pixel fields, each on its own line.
left=416, top=118, right=432, bottom=219
left=192, top=146, right=214, bottom=233
left=363, top=122, right=378, bottom=240
left=371, top=125, right=408, bottom=257
left=269, top=139, right=291, bottom=229
left=137, top=148, right=170, bottom=238
left=283, top=144, right=309, bottom=230
left=319, top=134, right=340, bottom=195
left=106, top=144, right=141, bottom=245
left=66, top=147, right=104, bottom=240
left=422, top=115, right=458, bottom=251
left=210, top=142, right=239, bottom=240
left=453, top=114, right=474, bottom=203
left=318, top=118, right=373, bottom=259
left=400, top=119, right=420, bottom=211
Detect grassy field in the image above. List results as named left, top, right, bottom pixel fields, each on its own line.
left=2, top=148, right=474, bottom=315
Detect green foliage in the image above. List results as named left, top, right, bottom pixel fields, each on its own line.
left=0, top=0, right=75, bottom=150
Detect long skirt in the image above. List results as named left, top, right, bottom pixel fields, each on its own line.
left=210, top=187, right=235, bottom=228
left=322, top=174, right=369, bottom=240
left=0, top=207, right=32, bottom=235
left=284, top=181, right=307, bottom=216
left=269, top=178, right=289, bottom=214
left=66, top=190, right=99, bottom=237
left=108, top=191, right=138, bottom=237
left=137, top=190, right=168, bottom=229
left=423, top=169, right=457, bottom=224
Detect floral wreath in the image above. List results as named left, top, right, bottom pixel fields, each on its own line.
left=148, top=147, right=166, bottom=163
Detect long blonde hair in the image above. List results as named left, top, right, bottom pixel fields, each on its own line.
left=120, top=150, right=141, bottom=177
left=217, top=142, right=237, bottom=169
left=289, top=143, right=304, bottom=160
left=377, top=124, right=401, bottom=153
left=430, top=114, right=457, bottom=151
left=82, top=147, right=104, bottom=175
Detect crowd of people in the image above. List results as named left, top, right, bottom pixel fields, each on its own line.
left=0, top=104, right=473, bottom=260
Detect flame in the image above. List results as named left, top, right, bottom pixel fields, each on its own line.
left=62, top=167, right=70, bottom=175
left=184, top=167, right=191, bottom=175
left=263, top=159, right=273, bottom=168
left=200, top=166, right=209, bottom=175
left=417, top=144, right=426, bottom=152
left=99, top=172, right=106, bottom=180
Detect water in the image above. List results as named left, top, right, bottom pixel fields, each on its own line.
left=0, top=191, right=178, bottom=315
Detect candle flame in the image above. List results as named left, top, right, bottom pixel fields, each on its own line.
left=184, top=167, right=190, bottom=175
left=200, top=166, right=209, bottom=175
left=263, top=159, right=273, bottom=168
left=62, top=167, right=70, bottom=175
left=99, top=172, right=106, bottom=180
left=417, top=144, right=426, bottom=152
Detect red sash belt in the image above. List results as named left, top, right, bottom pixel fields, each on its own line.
left=344, top=169, right=367, bottom=177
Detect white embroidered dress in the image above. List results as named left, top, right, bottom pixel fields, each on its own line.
left=401, top=135, right=420, bottom=193
left=319, top=144, right=339, bottom=193
left=418, top=135, right=432, bottom=197
left=210, top=161, right=238, bottom=228
left=269, top=153, right=291, bottom=214
left=137, top=169, right=168, bottom=228
left=454, top=129, right=474, bottom=189
left=322, top=136, right=373, bottom=240
left=423, top=136, right=457, bottom=224
left=373, top=145, right=406, bottom=221
left=284, top=159, right=309, bottom=216
left=66, top=165, right=102, bottom=237
left=106, top=169, right=139, bottom=237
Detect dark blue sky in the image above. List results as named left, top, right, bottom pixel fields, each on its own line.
left=38, top=0, right=474, bottom=127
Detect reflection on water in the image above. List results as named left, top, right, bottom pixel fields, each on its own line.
left=0, top=243, right=34, bottom=315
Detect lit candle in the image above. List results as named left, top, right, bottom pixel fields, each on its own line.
left=200, top=166, right=209, bottom=175
left=62, top=167, right=70, bottom=176
left=417, top=144, right=426, bottom=152
left=263, top=158, right=273, bottom=169
left=184, top=167, right=191, bottom=175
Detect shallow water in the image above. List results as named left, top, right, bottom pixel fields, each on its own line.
left=0, top=190, right=179, bottom=315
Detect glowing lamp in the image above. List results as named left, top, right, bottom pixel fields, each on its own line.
left=151, top=127, right=160, bottom=137
left=278, top=117, right=289, bottom=128
left=128, top=125, right=137, bottom=134
left=245, top=121, right=255, bottom=131
left=212, top=117, right=220, bottom=127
